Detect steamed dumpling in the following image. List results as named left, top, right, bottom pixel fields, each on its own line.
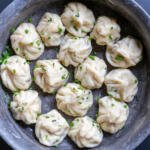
left=10, top=90, right=41, bottom=124
left=11, top=23, right=44, bottom=60
left=33, top=59, right=69, bottom=93
left=97, top=96, right=129, bottom=134
left=57, top=34, right=92, bottom=67
left=56, top=83, right=93, bottom=117
left=61, top=2, right=95, bottom=37
left=0, top=55, right=32, bottom=91
left=91, top=16, right=121, bottom=45
left=35, top=109, right=69, bottom=146
left=68, top=116, right=103, bottom=148
left=106, top=36, right=143, bottom=68
left=75, top=56, right=107, bottom=89
left=105, top=69, right=138, bottom=102
left=37, top=12, right=65, bottom=47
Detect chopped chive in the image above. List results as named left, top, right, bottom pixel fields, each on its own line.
left=8, top=101, right=11, bottom=109
left=58, top=27, right=63, bottom=34
left=28, top=17, right=32, bottom=23
left=70, top=122, right=74, bottom=128
left=110, top=26, right=113, bottom=30
left=134, top=79, right=138, bottom=84
left=13, top=69, right=16, bottom=74
left=48, top=17, right=52, bottom=22
left=88, top=36, right=93, bottom=41
left=10, top=28, right=15, bottom=33
left=88, top=55, right=95, bottom=60
left=61, top=74, right=66, bottom=80
left=73, top=26, right=78, bottom=31
left=32, top=76, right=36, bottom=81
left=74, top=79, right=80, bottom=84
left=109, top=34, right=113, bottom=40
left=115, top=55, right=124, bottom=61
left=25, top=29, right=29, bottom=34
left=48, top=36, right=51, bottom=40
left=36, top=40, right=41, bottom=46
left=124, top=104, right=127, bottom=108
left=111, top=103, right=115, bottom=107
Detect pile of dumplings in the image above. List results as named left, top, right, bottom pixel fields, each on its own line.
left=0, top=2, right=143, bottom=148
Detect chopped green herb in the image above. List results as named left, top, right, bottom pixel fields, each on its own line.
left=111, top=103, right=115, bottom=107
left=25, top=29, right=29, bottom=34
left=15, top=48, right=19, bottom=51
left=8, top=101, right=11, bottom=109
left=10, top=28, right=15, bottom=33
left=32, top=76, right=36, bottom=81
left=78, top=85, right=84, bottom=90
left=28, top=17, right=32, bottom=23
left=61, top=74, right=66, bottom=80
left=79, top=66, right=82, bottom=70
left=109, top=34, right=113, bottom=40
left=18, top=106, right=24, bottom=112
left=13, top=69, right=16, bottom=74
left=36, top=40, right=41, bottom=46
left=88, top=36, right=93, bottom=41
left=30, top=42, right=34, bottom=46
left=115, top=55, right=124, bottom=61
left=81, top=30, right=87, bottom=33
left=75, top=12, right=80, bottom=17
left=76, top=118, right=79, bottom=122
left=134, top=79, right=138, bottom=84
left=70, top=122, right=74, bottom=128
left=88, top=55, right=95, bottom=60
left=74, top=79, right=80, bottom=84
left=48, top=17, right=52, bottom=22
left=93, top=51, right=97, bottom=55
left=73, top=26, right=78, bottom=31
left=58, top=27, right=63, bottom=34
left=72, top=87, right=78, bottom=93
left=13, top=90, right=20, bottom=97
left=37, top=112, right=41, bottom=118
left=48, top=36, right=51, bottom=40
left=0, top=46, right=13, bottom=64
left=124, top=104, right=127, bottom=108
left=60, top=67, right=63, bottom=70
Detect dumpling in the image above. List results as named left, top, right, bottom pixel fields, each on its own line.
left=37, top=12, right=65, bottom=47
left=10, top=90, right=41, bottom=124
left=57, top=34, right=92, bottom=67
left=75, top=56, right=107, bottom=89
left=106, top=36, right=143, bottom=68
left=35, top=109, right=69, bottom=146
left=0, top=55, right=32, bottom=91
left=96, top=96, right=129, bottom=134
left=56, top=83, right=93, bottom=117
left=33, top=59, right=69, bottom=93
left=11, top=23, right=44, bottom=60
left=91, top=16, right=121, bottom=46
left=104, top=69, right=138, bottom=102
left=68, top=116, right=103, bottom=148
left=61, top=2, right=95, bottom=37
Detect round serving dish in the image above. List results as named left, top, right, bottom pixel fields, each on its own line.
left=0, top=0, right=150, bottom=150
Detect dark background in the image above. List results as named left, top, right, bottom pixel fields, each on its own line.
left=0, top=0, right=149, bottom=149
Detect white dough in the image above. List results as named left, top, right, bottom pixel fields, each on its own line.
left=75, top=56, right=107, bottom=89
left=0, top=55, right=32, bottom=91
left=11, top=23, right=44, bottom=60
left=106, top=36, right=143, bottom=68
left=37, top=12, right=65, bottom=47
left=105, top=69, right=138, bottom=102
left=33, top=59, right=69, bottom=93
left=10, top=90, right=41, bottom=124
left=61, top=2, right=95, bottom=37
left=35, top=109, right=69, bottom=146
left=97, top=96, right=129, bottom=134
left=57, top=34, right=92, bottom=67
left=56, top=83, right=93, bottom=117
left=91, top=16, right=121, bottom=45
left=68, top=116, right=103, bottom=148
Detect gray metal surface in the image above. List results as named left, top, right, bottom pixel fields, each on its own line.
left=0, top=0, right=150, bottom=150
